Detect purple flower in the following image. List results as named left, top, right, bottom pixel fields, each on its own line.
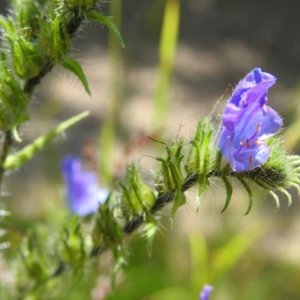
left=199, top=284, right=213, bottom=300
left=218, top=68, right=283, bottom=172
left=61, top=155, right=109, bottom=216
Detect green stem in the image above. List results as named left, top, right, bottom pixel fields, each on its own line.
left=0, top=130, right=13, bottom=187
left=99, top=0, right=123, bottom=183
left=24, top=12, right=83, bottom=94
left=153, top=0, right=181, bottom=130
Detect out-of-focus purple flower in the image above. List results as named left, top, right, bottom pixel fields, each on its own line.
left=61, top=155, right=109, bottom=216
left=199, top=284, right=213, bottom=300
left=218, top=68, right=283, bottom=172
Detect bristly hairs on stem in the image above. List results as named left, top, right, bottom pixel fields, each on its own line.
left=1, top=4, right=300, bottom=298
left=22, top=115, right=300, bottom=295
left=10, top=99, right=300, bottom=297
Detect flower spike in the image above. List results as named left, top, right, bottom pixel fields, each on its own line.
left=218, top=68, right=283, bottom=172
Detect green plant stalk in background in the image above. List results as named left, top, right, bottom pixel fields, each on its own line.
left=99, top=0, right=123, bottom=184
left=3, top=111, right=89, bottom=170
left=153, top=0, right=181, bottom=130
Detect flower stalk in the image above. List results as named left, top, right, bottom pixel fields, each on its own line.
left=0, top=0, right=299, bottom=297
left=45, top=108, right=300, bottom=295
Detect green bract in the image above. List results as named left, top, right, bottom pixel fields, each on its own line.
left=120, top=163, right=156, bottom=216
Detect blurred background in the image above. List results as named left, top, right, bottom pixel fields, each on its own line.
left=1, top=0, right=300, bottom=299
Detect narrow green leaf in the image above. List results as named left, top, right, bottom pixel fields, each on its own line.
left=220, top=175, right=233, bottom=213
left=269, top=190, right=280, bottom=211
left=238, top=177, right=254, bottom=215
left=289, top=182, right=300, bottom=195
left=171, top=191, right=186, bottom=227
left=4, top=111, right=89, bottom=170
left=61, top=57, right=91, bottom=96
left=86, top=11, right=125, bottom=47
left=190, top=140, right=200, bottom=172
left=278, top=187, right=292, bottom=209
left=144, top=216, right=158, bottom=256
left=0, top=16, right=16, bottom=36
left=196, top=175, right=210, bottom=211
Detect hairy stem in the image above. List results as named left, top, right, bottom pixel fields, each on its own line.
left=26, top=173, right=199, bottom=291
left=24, top=13, right=83, bottom=94
left=0, top=130, right=13, bottom=186
left=123, top=173, right=198, bottom=234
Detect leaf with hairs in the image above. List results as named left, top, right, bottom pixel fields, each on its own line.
left=4, top=111, right=89, bottom=170
left=61, top=57, right=91, bottom=95
left=86, top=11, right=125, bottom=47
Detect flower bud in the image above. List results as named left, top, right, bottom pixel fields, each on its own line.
left=64, top=0, right=97, bottom=15
left=120, top=163, right=155, bottom=217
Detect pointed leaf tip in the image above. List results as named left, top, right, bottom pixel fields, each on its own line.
left=239, top=177, right=254, bottom=215
left=86, top=12, right=125, bottom=48
left=220, top=175, right=233, bottom=213
left=62, top=57, right=92, bottom=96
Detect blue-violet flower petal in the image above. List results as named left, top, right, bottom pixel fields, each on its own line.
left=61, top=155, right=109, bottom=216
left=199, top=284, right=213, bottom=300
left=218, top=68, right=283, bottom=172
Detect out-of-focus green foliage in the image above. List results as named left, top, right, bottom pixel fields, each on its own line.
left=153, top=0, right=181, bottom=130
